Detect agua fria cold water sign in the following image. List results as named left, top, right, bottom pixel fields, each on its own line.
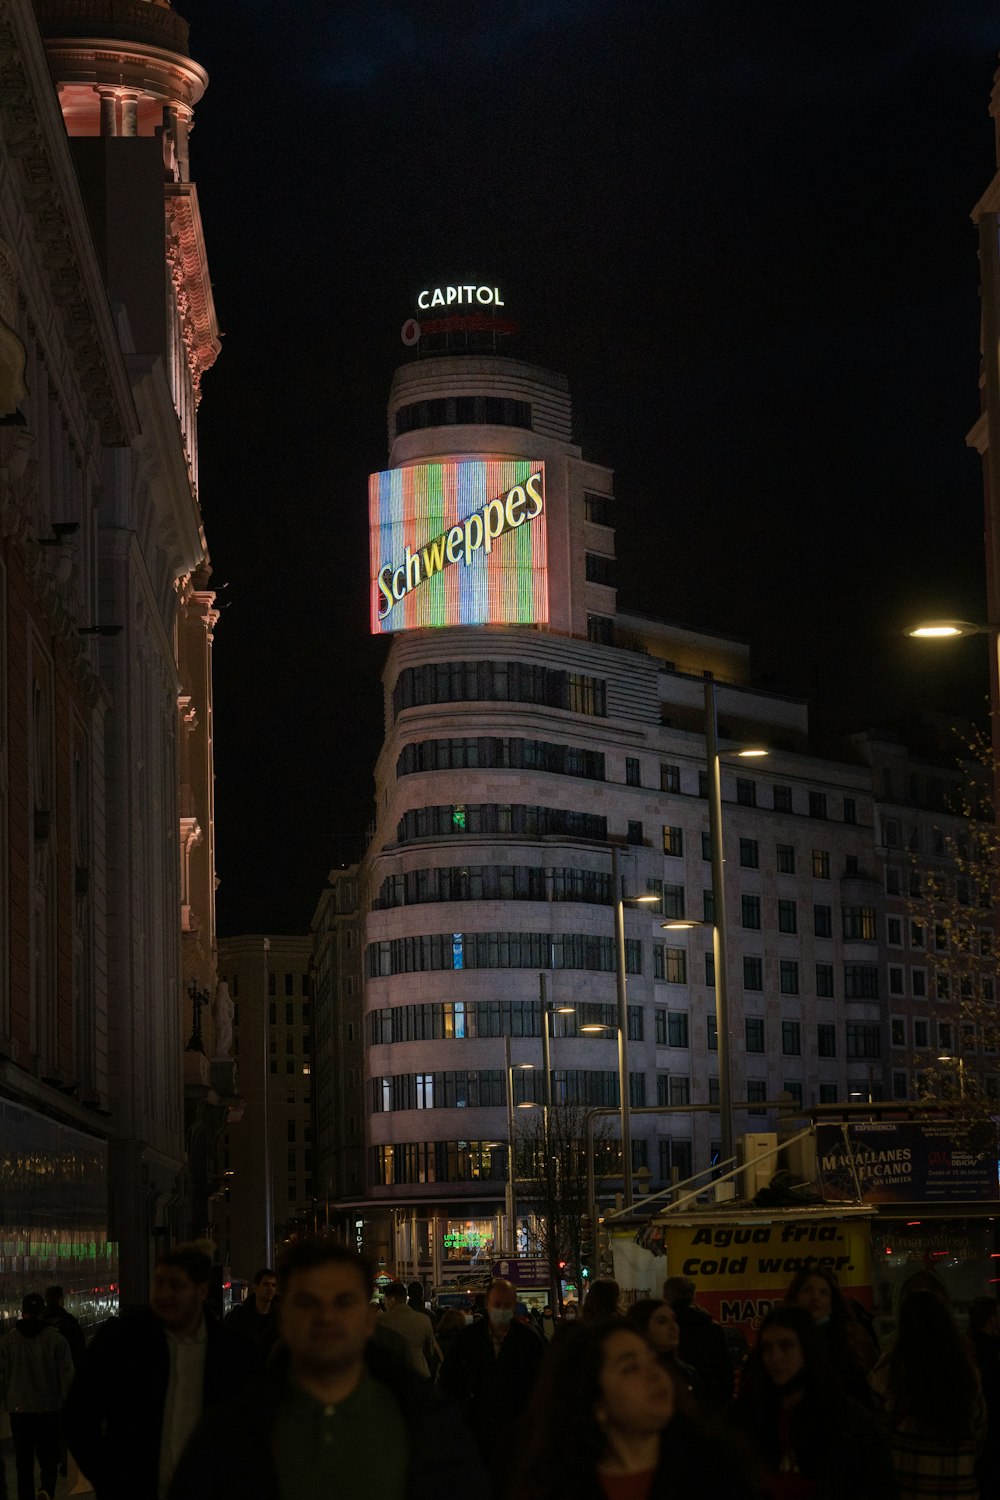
left=369, top=459, right=548, bottom=633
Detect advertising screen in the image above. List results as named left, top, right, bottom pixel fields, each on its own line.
left=369, top=459, right=548, bottom=633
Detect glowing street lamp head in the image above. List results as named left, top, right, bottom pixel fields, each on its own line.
left=736, top=748, right=769, bottom=758
left=907, top=620, right=982, bottom=639
left=662, top=919, right=700, bottom=930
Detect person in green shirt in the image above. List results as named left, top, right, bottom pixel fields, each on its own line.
left=168, top=1240, right=484, bottom=1500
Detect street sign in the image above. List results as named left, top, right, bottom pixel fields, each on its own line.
left=492, top=1257, right=550, bottom=1287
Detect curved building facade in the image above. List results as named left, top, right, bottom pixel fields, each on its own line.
left=354, top=344, right=882, bottom=1282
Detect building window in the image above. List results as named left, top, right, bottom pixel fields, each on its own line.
left=780, top=960, right=799, bottom=995
left=817, top=1023, right=836, bottom=1057
left=885, top=866, right=901, bottom=895
left=777, top=844, right=795, bottom=874
left=630, top=1073, right=646, bottom=1107
left=708, top=1077, right=720, bottom=1104
left=585, top=491, right=615, bottom=525
left=741, top=894, right=761, bottom=930
left=938, top=1021, right=953, bottom=1051
left=625, top=757, right=641, bottom=787
left=704, top=953, right=715, bottom=987
left=783, top=1081, right=804, bottom=1105
left=661, top=763, right=680, bottom=792
left=812, top=850, right=830, bottom=879
left=585, top=551, right=615, bottom=586
left=843, top=906, right=877, bottom=940
left=739, top=838, right=759, bottom=869
left=819, top=1083, right=838, bottom=1104
left=668, top=1012, right=689, bottom=1048
left=843, top=798, right=857, bottom=824
left=664, top=948, right=686, bottom=984
left=778, top=900, right=797, bottom=934
left=809, top=792, right=828, bottom=819
left=747, top=1080, right=767, bottom=1114
left=268, top=973, right=277, bottom=997
left=662, top=884, right=685, bottom=919
left=888, top=966, right=904, bottom=996
left=736, top=778, right=756, bottom=807
left=887, top=916, right=902, bottom=945
left=773, top=785, right=792, bottom=812
left=702, top=890, right=715, bottom=924
left=701, top=831, right=712, bottom=860
left=843, top=964, right=879, bottom=1000
left=892, top=1071, right=908, bottom=1100
left=813, top=904, right=833, bottom=938
left=745, top=1018, right=765, bottom=1053
left=913, top=1019, right=929, bottom=1049
left=743, top=956, right=763, bottom=991
left=707, top=1016, right=718, bottom=1051
left=669, top=1076, right=691, bottom=1106
left=284, top=973, right=293, bottom=996
left=891, top=1017, right=906, bottom=1047
left=816, top=963, right=834, bottom=997
left=663, top=826, right=684, bottom=857
left=586, top=614, right=615, bottom=644
left=627, top=821, right=644, bottom=845
left=912, top=969, right=927, bottom=999
left=782, top=1021, right=801, bottom=1055
left=846, top=1023, right=881, bottom=1059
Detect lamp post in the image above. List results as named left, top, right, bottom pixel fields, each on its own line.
left=538, top=973, right=574, bottom=1310
left=262, top=937, right=274, bottom=1266
left=703, top=679, right=769, bottom=1171
left=504, top=1036, right=535, bottom=1256
left=937, top=1052, right=967, bottom=1099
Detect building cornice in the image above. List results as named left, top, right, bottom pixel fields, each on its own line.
left=0, top=0, right=136, bottom=444
left=164, top=180, right=219, bottom=404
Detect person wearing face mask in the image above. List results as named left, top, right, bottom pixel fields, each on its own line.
left=438, top=1277, right=543, bottom=1496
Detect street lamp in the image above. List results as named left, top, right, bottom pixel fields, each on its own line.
left=703, top=678, right=769, bottom=1171
left=261, top=937, right=274, bottom=1266
left=503, top=1035, right=535, bottom=1255
left=611, top=848, right=660, bottom=1206
left=937, top=1052, right=967, bottom=1099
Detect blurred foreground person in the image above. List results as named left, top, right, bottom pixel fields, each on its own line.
left=439, top=1277, right=542, bottom=1495
left=625, top=1298, right=700, bottom=1405
left=968, top=1296, right=1000, bottom=1496
left=515, top=1319, right=753, bottom=1500
left=0, top=1291, right=73, bottom=1500
left=729, top=1305, right=896, bottom=1500
left=868, top=1289, right=985, bottom=1499
left=169, top=1240, right=484, bottom=1500
left=64, top=1241, right=253, bottom=1499
left=785, top=1267, right=876, bottom=1403
left=662, top=1275, right=734, bottom=1407
left=582, top=1278, right=623, bottom=1321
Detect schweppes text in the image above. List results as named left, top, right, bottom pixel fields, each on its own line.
left=377, top=470, right=543, bottom=619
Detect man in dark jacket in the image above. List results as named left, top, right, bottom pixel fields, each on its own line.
left=63, top=1242, right=256, bottom=1499
left=168, top=1239, right=484, bottom=1500
left=438, top=1277, right=543, bottom=1495
left=663, top=1275, right=734, bottom=1407
left=0, top=1292, right=73, bottom=1500
left=42, top=1286, right=85, bottom=1371
left=224, top=1267, right=280, bottom=1356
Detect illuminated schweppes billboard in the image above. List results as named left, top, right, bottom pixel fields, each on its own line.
left=369, top=459, right=548, bottom=633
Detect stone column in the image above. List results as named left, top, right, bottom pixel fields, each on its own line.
left=96, top=88, right=118, bottom=137
left=120, top=92, right=139, bottom=137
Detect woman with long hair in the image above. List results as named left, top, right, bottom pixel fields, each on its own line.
left=728, top=1305, right=896, bottom=1500
left=625, top=1298, right=701, bottom=1407
left=868, top=1288, right=986, bottom=1498
left=514, top=1319, right=751, bottom=1500
left=785, top=1267, right=876, bottom=1403
left=581, top=1278, right=624, bottom=1321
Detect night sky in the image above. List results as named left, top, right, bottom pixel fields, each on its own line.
left=178, top=1, right=1000, bottom=935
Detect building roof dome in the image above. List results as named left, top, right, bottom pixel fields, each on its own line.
left=35, top=0, right=192, bottom=57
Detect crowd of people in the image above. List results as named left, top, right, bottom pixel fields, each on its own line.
left=0, top=1242, right=998, bottom=1500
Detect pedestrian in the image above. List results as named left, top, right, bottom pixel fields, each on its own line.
left=515, top=1317, right=754, bottom=1499
left=662, top=1275, right=734, bottom=1407
left=968, top=1295, right=1000, bottom=1497
left=41, top=1286, right=85, bottom=1370
left=582, top=1278, right=623, bottom=1321
left=728, top=1304, right=897, bottom=1500
left=379, top=1279, right=441, bottom=1378
left=625, top=1297, right=701, bottom=1406
left=167, top=1238, right=485, bottom=1500
left=868, top=1288, right=986, bottom=1498
left=224, top=1267, right=281, bottom=1356
left=540, top=1304, right=556, bottom=1341
left=0, top=1291, right=73, bottom=1500
left=63, top=1239, right=256, bottom=1499
left=407, top=1280, right=427, bottom=1313
left=438, top=1276, right=543, bottom=1495
left=785, top=1266, right=876, bottom=1403
left=434, top=1307, right=469, bottom=1364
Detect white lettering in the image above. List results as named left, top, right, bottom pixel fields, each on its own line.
left=431, top=289, right=445, bottom=307
left=415, top=284, right=506, bottom=312
left=417, top=290, right=430, bottom=309
left=476, top=286, right=493, bottom=304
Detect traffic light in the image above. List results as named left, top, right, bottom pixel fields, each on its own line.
left=580, top=1213, right=594, bottom=1268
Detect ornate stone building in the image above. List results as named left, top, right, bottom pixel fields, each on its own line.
left=0, top=0, right=229, bottom=1318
